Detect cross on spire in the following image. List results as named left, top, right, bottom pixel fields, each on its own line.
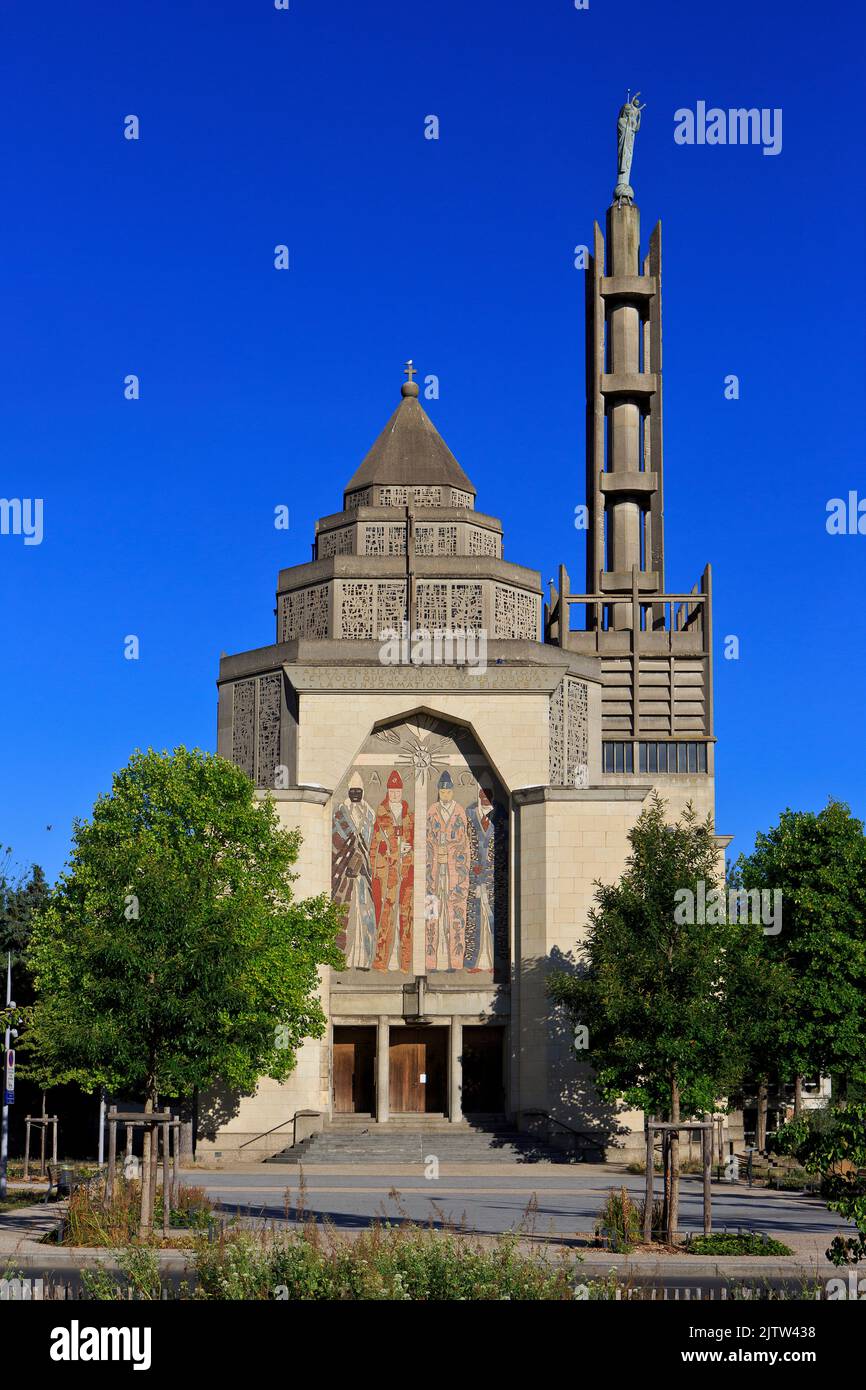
left=403, top=360, right=417, bottom=383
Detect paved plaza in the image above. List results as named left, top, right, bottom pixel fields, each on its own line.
left=180, top=1165, right=848, bottom=1260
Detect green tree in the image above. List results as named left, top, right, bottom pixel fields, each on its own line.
left=0, top=853, right=49, bottom=1004
left=724, top=856, right=795, bottom=1148
left=736, top=800, right=866, bottom=1104
left=548, top=795, right=752, bottom=1240
left=773, top=1103, right=866, bottom=1264
left=24, top=747, right=344, bottom=1232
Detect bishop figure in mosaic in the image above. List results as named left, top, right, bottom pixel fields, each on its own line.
left=331, top=769, right=377, bottom=969
left=372, top=769, right=414, bottom=972
left=426, top=769, right=469, bottom=971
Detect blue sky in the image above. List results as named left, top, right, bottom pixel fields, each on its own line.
left=1, top=0, right=864, bottom=883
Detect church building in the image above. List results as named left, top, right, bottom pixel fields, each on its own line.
left=205, top=174, right=720, bottom=1160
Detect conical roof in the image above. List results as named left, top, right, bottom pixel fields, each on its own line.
left=344, top=376, right=475, bottom=498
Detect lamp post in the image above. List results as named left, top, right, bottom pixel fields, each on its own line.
left=0, top=953, right=14, bottom=1199
left=98, top=1089, right=106, bottom=1167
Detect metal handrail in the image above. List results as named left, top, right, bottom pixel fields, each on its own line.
left=523, top=1109, right=607, bottom=1145
left=238, top=1110, right=320, bottom=1151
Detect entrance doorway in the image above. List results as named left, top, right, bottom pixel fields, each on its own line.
left=332, top=1027, right=376, bottom=1114
left=389, top=1027, right=447, bottom=1113
left=461, top=1025, right=505, bottom=1113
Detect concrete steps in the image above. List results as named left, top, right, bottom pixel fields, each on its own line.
left=266, top=1116, right=581, bottom=1165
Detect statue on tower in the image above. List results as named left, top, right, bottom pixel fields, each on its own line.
left=614, top=91, right=646, bottom=207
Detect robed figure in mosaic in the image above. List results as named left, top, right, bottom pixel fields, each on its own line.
left=426, top=770, right=469, bottom=971
left=331, top=769, right=377, bottom=969
left=372, top=769, right=414, bottom=972
left=465, top=785, right=500, bottom=973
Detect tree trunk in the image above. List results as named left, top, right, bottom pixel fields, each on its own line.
left=178, top=1095, right=195, bottom=1159
left=794, top=1075, right=803, bottom=1117
left=667, top=1080, right=680, bottom=1246
left=756, top=1077, right=769, bottom=1150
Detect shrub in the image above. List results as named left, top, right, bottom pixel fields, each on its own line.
left=62, top=1176, right=214, bottom=1246
left=595, top=1186, right=642, bottom=1252
left=771, top=1103, right=866, bottom=1264
left=686, top=1232, right=792, bottom=1257
left=155, top=1185, right=213, bottom=1231
left=766, top=1170, right=812, bottom=1191
left=79, top=1247, right=164, bottom=1300
left=194, top=1225, right=582, bottom=1301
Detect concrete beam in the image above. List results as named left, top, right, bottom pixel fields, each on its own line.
left=601, top=373, right=658, bottom=398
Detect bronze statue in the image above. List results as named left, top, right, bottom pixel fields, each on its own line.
left=614, top=91, right=646, bottom=207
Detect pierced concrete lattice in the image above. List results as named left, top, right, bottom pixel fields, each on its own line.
left=256, top=672, right=282, bottom=789
left=280, top=584, right=331, bottom=641
left=450, top=489, right=473, bottom=509
left=318, top=528, right=353, bottom=558
left=549, top=677, right=590, bottom=786
left=416, top=582, right=448, bottom=631
left=494, top=585, right=538, bottom=640
left=450, top=582, right=483, bottom=631
left=232, top=680, right=256, bottom=781
left=340, top=582, right=375, bottom=640
left=469, top=527, right=498, bottom=556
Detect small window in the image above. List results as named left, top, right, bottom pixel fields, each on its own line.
left=637, top=742, right=709, bottom=775
left=603, top=742, right=633, bottom=774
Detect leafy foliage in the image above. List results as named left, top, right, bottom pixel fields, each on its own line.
left=773, top=1103, right=866, bottom=1264
left=724, top=859, right=796, bottom=1102
left=548, top=795, right=751, bottom=1117
left=194, top=1226, right=582, bottom=1301
left=79, top=1246, right=165, bottom=1301
left=735, top=801, right=866, bottom=1087
left=593, top=1185, right=662, bottom=1251
left=0, top=853, right=49, bottom=1004
left=23, top=747, right=344, bottom=1100
left=63, top=1176, right=214, bottom=1247
left=686, top=1232, right=792, bottom=1257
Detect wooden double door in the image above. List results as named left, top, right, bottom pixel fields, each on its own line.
left=332, top=1027, right=376, bottom=1114
left=389, top=1027, right=447, bottom=1114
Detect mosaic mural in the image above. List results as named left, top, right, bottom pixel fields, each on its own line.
left=331, top=716, right=508, bottom=978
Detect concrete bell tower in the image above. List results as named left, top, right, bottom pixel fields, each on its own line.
left=585, top=200, right=665, bottom=629
left=546, top=95, right=715, bottom=789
